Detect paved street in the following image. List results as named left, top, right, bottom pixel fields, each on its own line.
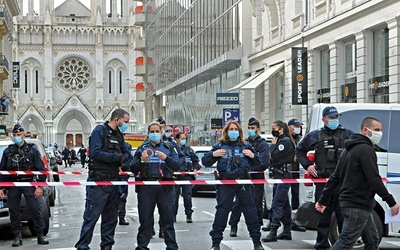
left=1, top=163, right=400, bottom=249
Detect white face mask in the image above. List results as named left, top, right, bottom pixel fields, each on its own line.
left=366, top=128, right=383, bottom=145
left=293, top=127, right=301, bottom=135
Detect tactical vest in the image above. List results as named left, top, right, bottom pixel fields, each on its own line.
left=140, top=141, right=174, bottom=180
left=217, top=142, right=249, bottom=179
left=179, top=146, right=194, bottom=172
left=314, top=126, right=346, bottom=172
left=89, top=124, right=123, bottom=176
left=5, top=143, right=35, bottom=181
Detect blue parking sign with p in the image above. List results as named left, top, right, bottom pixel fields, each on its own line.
left=222, top=108, right=240, bottom=126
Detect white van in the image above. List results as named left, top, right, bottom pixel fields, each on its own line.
left=294, top=103, right=400, bottom=246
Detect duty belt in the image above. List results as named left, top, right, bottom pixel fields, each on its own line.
left=270, top=163, right=292, bottom=174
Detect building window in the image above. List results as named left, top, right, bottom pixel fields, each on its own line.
left=318, top=48, right=330, bottom=103
left=370, top=28, right=389, bottom=103
left=35, top=70, right=39, bottom=94
left=342, top=40, right=357, bottom=103
left=56, top=57, right=92, bottom=91
left=345, top=41, right=356, bottom=78
left=108, top=70, right=112, bottom=94
left=24, top=70, right=28, bottom=94
left=119, top=70, right=122, bottom=94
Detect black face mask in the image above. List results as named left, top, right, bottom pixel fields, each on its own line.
left=271, top=130, right=280, bottom=137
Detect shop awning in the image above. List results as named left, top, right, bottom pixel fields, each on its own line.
left=240, top=63, right=284, bottom=90
left=227, top=72, right=263, bottom=92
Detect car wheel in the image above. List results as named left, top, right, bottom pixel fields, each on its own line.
left=28, top=196, right=50, bottom=236
left=328, top=210, right=383, bottom=248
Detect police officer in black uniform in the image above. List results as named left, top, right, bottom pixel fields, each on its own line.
left=287, top=118, right=307, bottom=232
left=75, top=109, right=130, bottom=250
left=229, top=117, right=270, bottom=237
left=262, top=120, right=295, bottom=242
left=296, top=106, right=353, bottom=250
left=174, top=132, right=200, bottom=223
left=0, top=123, right=49, bottom=247
left=130, top=121, right=181, bottom=250
left=202, top=120, right=264, bottom=250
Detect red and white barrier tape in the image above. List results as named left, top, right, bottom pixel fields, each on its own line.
left=0, top=177, right=396, bottom=187
left=0, top=170, right=288, bottom=176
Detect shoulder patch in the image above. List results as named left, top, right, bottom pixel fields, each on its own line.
left=278, top=144, right=285, bottom=151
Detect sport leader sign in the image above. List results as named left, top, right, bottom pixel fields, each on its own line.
left=292, top=47, right=308, bottom=105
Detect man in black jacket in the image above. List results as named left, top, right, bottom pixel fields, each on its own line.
left=316, top=116, right=400, bottom=250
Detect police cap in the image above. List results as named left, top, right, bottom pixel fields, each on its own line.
left=13, top=123, right=25, bottom=133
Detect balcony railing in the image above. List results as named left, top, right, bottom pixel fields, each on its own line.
left=0, top=9, right=10, bottom=30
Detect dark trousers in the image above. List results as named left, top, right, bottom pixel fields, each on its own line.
left=136, top=185, right=178, bottom=250
left=270, top=171, right=292, bottom=228
left=229, top=184, right=264, bottom=226
left=8, top=187, right=45, bottom=234
left=210, top=184, right=261, bottom=244
left=331, top=207, right=379, bottom=250
left=314, top=183, right=343, bottom=249
left=118, top=185, right=128, bottom=219
left=75, top=184, right=119, bottom=249
left=291, top=172, right=300, bottom=210
left=80, top=156, right=86, bottom=166
left=174, top=175, right=194, bottom=217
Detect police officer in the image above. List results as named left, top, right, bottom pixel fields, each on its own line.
left=129, top=121, right=181, bottom=250
left=202, top=120, right=264, bottom=250
left=118, top=142, right=133, bottom=226
left=296, top=106, right=353, bottom=250
left=155, top=116, right=185, bottom=238
left=229, top=117, right=270, bottom=237
left=287, top=118, right=306, bottom=232
left=262, top=120, right=295, bottom=242
left=0, top=123, right=49, bottom=247
left=75, top=109, right=131, bottom=250
left=174, top=132, right=200, bottom=223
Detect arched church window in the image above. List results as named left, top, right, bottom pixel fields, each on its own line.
left=56, top=57, right=92, bottom=91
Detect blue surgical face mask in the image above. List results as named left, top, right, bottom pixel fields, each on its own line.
left=119, top=123, right=128, bottom=133
left=228, top=131, right=239, bottom=141
left=12, top=136, right=23, bottom=145
left=327, top=119, right=339, bottom=130
left=180, top=139, right=186, bottom=146
left=149, top=133, right=161, bottom=143
left=247, top=129, right=256, bottom=137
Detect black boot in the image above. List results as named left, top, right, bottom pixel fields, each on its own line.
left=291, top=221, right=306, bottom=232
left=277, top=224, right=292, bottom=240
left=119, top=217, right=129, bottom=225
left=12, top=231, right=22, bottom=247
left=261, top=227, right=278, bottom=242
left=37, top=233, right=49, bottom=245
left=101, top=245, right=112, bottom=250
left=261, top=221, right=271, bottom=231
left=229, top=224, right=238, bottom=237
left=151, top=227, right=156, bottom=237
left=159, top=230, right=164, bottom=238
left=252, top=238, right=264, bottom=250
left=210, top=242, right=220, bottom=250
left=186, top=215, right=192, bottom=223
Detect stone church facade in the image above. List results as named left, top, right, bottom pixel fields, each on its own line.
left=7, top=0, right=143, bottom=147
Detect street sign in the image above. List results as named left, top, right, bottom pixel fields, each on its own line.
left=222, top=108, right=240, bottom=126
left=216, top=93, right=239, bottom=105
left=211, top=118, right=222, bottom=129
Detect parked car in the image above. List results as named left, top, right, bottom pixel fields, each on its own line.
left=0, top=138, right=54, bottom=236
left=191, top=146, right=216, bottom=196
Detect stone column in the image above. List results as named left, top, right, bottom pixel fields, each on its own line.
left=355, top=30, right=369, bottom=103
left=329, top=41, right=339, bottom=103
left=387, top=17, right=400, bottom=103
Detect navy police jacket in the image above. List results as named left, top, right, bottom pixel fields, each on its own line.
left=202, top=140, right=260, bottom=177
left=269, top=134, right=295, bottom=168
left=129, top=140, right=180, bottom=180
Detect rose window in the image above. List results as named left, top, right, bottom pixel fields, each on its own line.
left=56, top=58, right=91, bottom=90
